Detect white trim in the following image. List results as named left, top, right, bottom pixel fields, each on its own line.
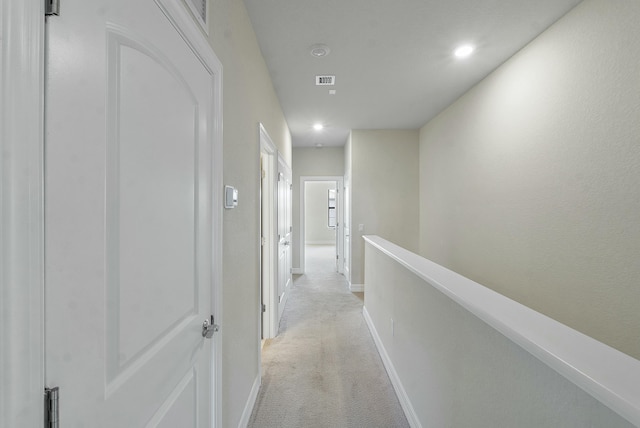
left=237, top=373, right=261, bottom=428
left=305, top=240, right=336, bottom=246
left=349, top=283, right=364, bottom=292
left=363, top=235, right=640, bottom=427
left=363, top=307, right=421, bottom=428
left=0, top=0, right=45, bottom=426
left=299, top=176, right=344, bottom=275
left=292, top=268, right=304, bottom=275
left=259, top=123, right=278, bottom=340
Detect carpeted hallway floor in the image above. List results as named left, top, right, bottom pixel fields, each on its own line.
left=248, top=245, right=410, bottom=428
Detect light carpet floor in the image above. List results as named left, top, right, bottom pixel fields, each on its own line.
left=248, top=245, right=409, bottom=428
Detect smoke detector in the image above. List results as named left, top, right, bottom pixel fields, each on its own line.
left=310, top=44, right=330, bottom=57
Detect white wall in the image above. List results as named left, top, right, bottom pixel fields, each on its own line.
left=364, top=241, right=635, bottom=428
left=292, top=147, right=344, bottom=269
left=350, top=130, right=419, bottom=287
left=305, top=181, right=336, bottom=245
left=206, top=2, right=292, bottom=426
left=419, top=0, right=640, bottom=359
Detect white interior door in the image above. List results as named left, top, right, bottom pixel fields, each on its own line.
left=45, top=0, right=221, bottom=426
left=344, top=178, right=351, bottom=281
left=277, top=157, right=292, bottom=320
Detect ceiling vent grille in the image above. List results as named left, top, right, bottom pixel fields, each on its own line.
left=187, top=0, right=207, bottom=22
left=316, top=75, right=336, bottom=86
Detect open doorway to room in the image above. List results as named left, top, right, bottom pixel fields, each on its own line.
left=300, top=177, right=344, bottom=275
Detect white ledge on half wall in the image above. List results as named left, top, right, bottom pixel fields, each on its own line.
left=362, top=235, right=640, bottom=427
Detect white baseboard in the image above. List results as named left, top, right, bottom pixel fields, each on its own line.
left=292, top=268, right=303, bottom=274
left=349, top=283, right=364, bottom=292
left=237, top=373, right=261, bottom=428
left=363, top=306, right=422, bottom=428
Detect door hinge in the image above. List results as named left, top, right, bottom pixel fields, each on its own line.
left=45, top=0, right=60, bottom=16
left=44, top=387, right=59, bottom=428
left=262, top=304, right=266, bottom=313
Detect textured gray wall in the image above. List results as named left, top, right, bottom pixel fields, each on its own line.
left=350, top=130, right=419, bottom=286
left=419, top=0, right=640, bottom=359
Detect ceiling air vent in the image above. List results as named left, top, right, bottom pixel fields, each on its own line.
left=316, top=75, right=336, bottom=86
left=187, top=0, right=207, bottom=22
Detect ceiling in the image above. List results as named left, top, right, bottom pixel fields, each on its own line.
left=243, top=0, right=582, bottom=148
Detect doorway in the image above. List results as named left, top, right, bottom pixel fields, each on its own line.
left=299, top=176, right=344, bottom=275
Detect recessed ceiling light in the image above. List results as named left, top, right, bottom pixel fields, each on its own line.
left=329, top=89, right=336, bottom=95
left=315, top=143, right=323, bottom=148
left=313, top=123, right=324, bottom=131
left=310, top=44, right=330, bottom=58
left=454, top=44, right=475, bottom=58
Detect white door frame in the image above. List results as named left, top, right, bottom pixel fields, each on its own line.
left=0, top=0, right=223, bottom=425
left=259, top=124, right=278, bottom=340
left=299, top=176, right=344, bottom=274
left=0, top=0, right=45, bottom=426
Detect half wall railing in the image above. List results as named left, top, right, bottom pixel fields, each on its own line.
left=363, top=235, right=640, bottom=428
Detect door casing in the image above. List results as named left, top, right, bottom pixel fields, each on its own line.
left=0, top=0, right=45, bottom=426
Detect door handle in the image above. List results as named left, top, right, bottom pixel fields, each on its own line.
left=202, top=316, right=219, bottom=338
